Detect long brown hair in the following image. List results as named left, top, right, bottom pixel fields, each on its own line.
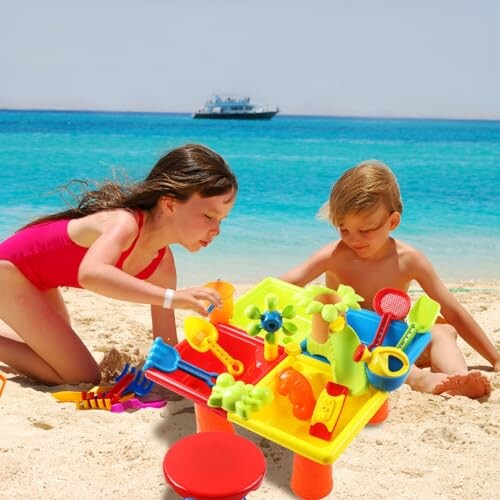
left=25, top=144, right=237, bottom=227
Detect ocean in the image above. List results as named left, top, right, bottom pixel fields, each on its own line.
left=0, top=110, right=499, bottom=286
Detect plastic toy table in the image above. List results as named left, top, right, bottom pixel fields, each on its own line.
left=148, top=277, right=431, bottom=499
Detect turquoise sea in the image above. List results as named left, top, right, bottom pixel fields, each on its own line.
left=0, top=110, right=499, bottom=286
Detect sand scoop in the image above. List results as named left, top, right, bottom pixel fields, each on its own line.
left=184, top=317, right=244, bottom=375
left=396, top=295, right=440, bottom=350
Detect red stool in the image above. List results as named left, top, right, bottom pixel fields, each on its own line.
left=163, top=431, right=266, bottom=500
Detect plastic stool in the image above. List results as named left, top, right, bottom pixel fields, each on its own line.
left=163, top=431, right=266, bottom=500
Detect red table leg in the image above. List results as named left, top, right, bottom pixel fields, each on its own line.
left=291, top=453, right=333, bottom=499
left=368, top=398, right=389, bottom=425
left=194, top=403, right=235, bottom=433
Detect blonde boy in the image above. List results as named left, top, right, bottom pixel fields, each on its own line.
left=281, top=160, right=498, bottom=397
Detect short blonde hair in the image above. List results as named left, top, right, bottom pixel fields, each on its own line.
left=319, top=160, right=403, bottom=226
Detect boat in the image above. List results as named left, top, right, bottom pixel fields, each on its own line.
left=193, top=95, right=279, bottom=120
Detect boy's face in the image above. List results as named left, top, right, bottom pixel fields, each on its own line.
left=337, top=204, right=400, bottom=259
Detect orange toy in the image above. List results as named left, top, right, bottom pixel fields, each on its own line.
left=276, top=367, right=316, bottom=420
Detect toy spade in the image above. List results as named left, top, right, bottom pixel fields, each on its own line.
left=184, top=317, right=244, bottom=376
left=396, top=295, right=440, bottom=350
left=144, top=337, right=220, bottom=387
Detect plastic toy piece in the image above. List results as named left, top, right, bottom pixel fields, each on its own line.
left=309, top=382, right=348, bottom=441
left=75, top=392, right=135, bottom=411
left=203, top=280, right=235, bottom=324
left=110, top=398, right=167, bottom=413
left=51, top=382, right=122, bottom=404
left=207, top=373, right=273, bottom=419
left=367, top=288, right=411, bottom=351
left=354, top=345, right=410, bottom=392
left=396, top=295, right=440, bottom=350
left=72, top=374, right=135, bottom=410
left=144, top=337, right=220, bottom=387
left=52, top=388, right=109, bottom=403
left=184, top=317, right=244, bottom=376
left=116, top=363, right=154, bottom=396
left=75, top=396, right=113, bottom=410
left=293, top=284, right=364, bottom=331
left=276, top=367, right=316, bottom=420
left=0, top=372, right=6, bottom=399
left=307, top=325, right=369, bottom=396
left=244, top=294, right=298, bottom=361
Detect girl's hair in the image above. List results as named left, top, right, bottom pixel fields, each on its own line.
left=25, top=144, right=237, bottom=227
left=318, top=159, right=403, bottom=226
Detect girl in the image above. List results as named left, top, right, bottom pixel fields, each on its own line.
left=0, top=144, right=238, bottom=385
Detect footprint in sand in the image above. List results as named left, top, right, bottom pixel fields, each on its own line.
left=433, top=371, right=491, bottom=398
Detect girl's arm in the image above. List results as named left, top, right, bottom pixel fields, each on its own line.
left=280, top=243, right=336, bottom=286
left=78, top=212, right=221, bottom=315
left=414, top=252, right=500, bottom=369
left=148, top=249, right=179, bottom=346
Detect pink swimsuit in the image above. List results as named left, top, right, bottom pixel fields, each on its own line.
left=0, top=211, right=166, bottom=290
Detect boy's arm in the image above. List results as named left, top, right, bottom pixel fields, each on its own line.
left=414, top=252, right=500, bottom=370
left=279, top=243, right=336, bottom=287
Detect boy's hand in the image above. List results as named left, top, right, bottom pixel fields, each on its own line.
left=172, top=287, right=222, bottom=316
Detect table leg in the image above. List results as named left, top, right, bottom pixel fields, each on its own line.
left=194, top=403, right=235, bottom=433
left=368, top=398, right=389, bottom=425
left=291, top=453, right=333, bottom=499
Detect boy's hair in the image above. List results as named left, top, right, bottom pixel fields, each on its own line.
left=319, top=159, right=403, bottom=226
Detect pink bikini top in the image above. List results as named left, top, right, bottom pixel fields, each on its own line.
left=0, top=210, right=166, bottom=290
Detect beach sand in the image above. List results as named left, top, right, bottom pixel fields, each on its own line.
left=1, top=281, right=499, bottom=499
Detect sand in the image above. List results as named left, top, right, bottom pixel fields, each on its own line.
left=1, top=281, right=499, bottom=499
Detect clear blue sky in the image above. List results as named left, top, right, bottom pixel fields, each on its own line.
left=1, top=0, right=499, bottom=119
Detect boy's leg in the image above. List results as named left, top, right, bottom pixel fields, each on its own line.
left=0, top=262, right=100, bottom=385
left=428, top=324, right=467, bottom=374
left=405, top=365, right=491, bottom=397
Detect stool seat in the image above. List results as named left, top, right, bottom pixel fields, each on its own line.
left=163, top=431, right=266, bottom=500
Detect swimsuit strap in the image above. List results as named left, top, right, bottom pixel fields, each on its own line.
left=135, top=247, right=167, bottom=280
left=115, top=210, right=144, bottom=269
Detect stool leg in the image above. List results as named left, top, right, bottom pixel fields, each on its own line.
left=290, top=453, right=333, bottom=499
left=194, top=403, right=235, bottom=433
left=368, top=398, right=389, bottom=425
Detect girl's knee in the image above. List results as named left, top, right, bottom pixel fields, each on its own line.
left=61, top=361, right=101, bottom=385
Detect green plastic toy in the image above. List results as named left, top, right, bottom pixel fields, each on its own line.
left=207, top=373, right=273, bottom=419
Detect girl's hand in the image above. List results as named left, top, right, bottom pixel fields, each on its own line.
left=171, top=287, right=223, bottom=316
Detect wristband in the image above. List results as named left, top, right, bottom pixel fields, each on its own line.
left=162, top=288, right=175, bottom=309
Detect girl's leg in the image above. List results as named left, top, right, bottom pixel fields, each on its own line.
left=0, top=262, right=100, bottom=385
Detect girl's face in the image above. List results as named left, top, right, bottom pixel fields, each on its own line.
left=169, top=190, right=236, bottom=252
left=337, top=204, right=400, bottom=259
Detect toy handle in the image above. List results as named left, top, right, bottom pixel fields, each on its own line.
left=207, top=339, right=244, bottom=376
left=368, top=313, right=392, bottom=350
left=264, top=341, right=279, bottom=361
left=395, top=322, right=417, bottom=350
left=178, top=359, right=218, bottom=387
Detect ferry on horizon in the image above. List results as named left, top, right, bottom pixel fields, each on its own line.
left=193, top=95, right=279, bottom=120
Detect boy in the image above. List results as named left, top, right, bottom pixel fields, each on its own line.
left=280, top=160, right=498, bottom=398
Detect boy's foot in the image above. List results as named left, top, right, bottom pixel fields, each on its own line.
left=433, top=371, right=491, bottom=398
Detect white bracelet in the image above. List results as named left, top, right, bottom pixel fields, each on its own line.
left=163, top=288, right=175, bottom=309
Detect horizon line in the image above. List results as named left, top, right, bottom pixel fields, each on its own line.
left=1, top=106, right=499, bottom=123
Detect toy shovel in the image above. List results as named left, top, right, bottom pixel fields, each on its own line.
left=144, top=337, right=220, bottom=387
left=184, top=317, right=244, bottom=376
left=396, top=295, right=440, bottom=350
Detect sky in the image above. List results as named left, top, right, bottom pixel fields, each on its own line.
left=1, top=0, right=499, bottom=119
